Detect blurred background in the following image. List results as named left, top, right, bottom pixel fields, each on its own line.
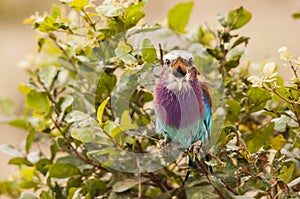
left=0, top=0, right=299, bottom=180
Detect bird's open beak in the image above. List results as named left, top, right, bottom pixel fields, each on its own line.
left=171, top=57, right=187, bottom=78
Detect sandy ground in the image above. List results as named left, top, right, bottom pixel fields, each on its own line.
left=0, top=0, right=300, bottom=182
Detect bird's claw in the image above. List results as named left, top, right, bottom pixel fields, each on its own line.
left=157, top=137, right=168, bottom=149
left=188, top=140, right=202, bottom=160
left=157, top=137, right=171, bottom=156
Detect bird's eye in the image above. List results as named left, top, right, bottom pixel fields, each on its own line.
left=189, top=58, right=194, bottom=65
left=165, top=59, right=171, bottom=65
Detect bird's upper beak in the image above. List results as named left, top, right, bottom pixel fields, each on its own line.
left=171, top=57, right=187, bottom=78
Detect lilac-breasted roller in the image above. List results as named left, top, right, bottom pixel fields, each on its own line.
left=154, top=50, right=212, bottom=175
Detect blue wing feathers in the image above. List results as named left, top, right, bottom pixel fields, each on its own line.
left=202, top=91, right=212, bottom=141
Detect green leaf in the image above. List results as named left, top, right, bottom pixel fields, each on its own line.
left=40, top=191, right=52, bottom=199
left=217, top=125, right=237, bottom=148
left=112, top=178, right=146, bottom=193
left=52, top=4, right=61, bottom=19
left=207, top=175, right=234, bottom=198
left=288, top=176, right=300, bottom=187
left=124, top=2, right=146, bottom=29
left=70, top=0, right=88, bottom=11
left=244, top=123, right=274, bottom=153
left=96, top=5, right=122, bottom=17
left=8, top=157, right=32, bottom=166
left=247, top=87, right=270, bottom=112
left=60, top=95, right=74, bottom=112
left=231, top=36, right=250, bottom=49
left=49, top=163, right=81, bottom=178
left=224, top=54, right=241, bottom=70
left=0, top=144, right=23, bottom=157
left=292, top=13, right=300, bottom=19
left=50, top=143, right=58, bottom=161
left=68, top=187, right=80, bottom=199
left=217, top=13, right=227, bottom=27
left=71, top=128, right=94, bottom=143
left=187, top=184, right=218, bottom=199
left=19, top=193, right=39, bottom=199
left=103, top=121, right=122, bottom=138
left=0, top=180, right=20, bottom=197
left=40, top=66, right=58, bottom=89
left=0, top=99, right=14, bottom=115
left=272, top=115, right=293, bottom=132
left=142, top=38, right=157, bottom=63
left=95, top=72, right=117, bottom=104
left=56, top=156, right=85, bottom=167
left=26, top=90, right=51, bottom=112
left=279, top=161, right=296, bottom=183
left=82, top=178, right=107, bottom=197
left=120, top=110, right=137, bottom=131
left=66, top=177, right=82, bottom=195
left=71, top=126, right=106, bottom=143
left=38, top=16, right=59, bottom=32
left=36, top=158, right=51, bottom=176
left=270, top=134, right=287, bottom=151
left=8, top=118, right=29, bottom=129
left=114, top=41, right=137, bottom=65
left=18, top=84, right=31, bottom=94
left=97, top=97, right=110, bottom=125
left=168, top=1, right=194, bottom=33
left=227, top=7, right=252, bottom=30
left=26, top=130, right=35, bottom=154
left=19, top=181, right=39, bottom=189
left=226, top=99, right=241, bottom=122
left=111, top=72, right=139, bottom=118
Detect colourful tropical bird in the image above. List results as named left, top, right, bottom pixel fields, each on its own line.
left=154, top=50, right=212, bottom=178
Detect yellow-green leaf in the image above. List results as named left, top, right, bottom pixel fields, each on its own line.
left=49, top=163, right=81, bottom=178
left=270, top=134, right=287, bottom=150
left=120, top=110, right=137, bottom=131
left=226, top=99, right=241, bottom=122
left=97, top=97, right=110, bottom=125
left=168, top=1, right=194, bottom=33
left=26, top=90, right=51, bottom=112
left=142, top=38, right=157, bottom=63
left=227, top=7, right=252, bottom=30
left=71, top=0, right=88, bottom=11
left=0, top=99, right=14, bottom=115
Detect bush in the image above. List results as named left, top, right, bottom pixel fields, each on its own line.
left=0, top=0, right=299, bottom=198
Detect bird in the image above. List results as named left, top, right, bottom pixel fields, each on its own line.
left=154, top=50, right=212, bottom=179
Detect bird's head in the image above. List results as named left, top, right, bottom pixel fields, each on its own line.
left=160, top=50, right=197, bottom=92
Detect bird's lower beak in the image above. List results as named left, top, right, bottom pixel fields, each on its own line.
left=172, top=57, right=187, bottom=78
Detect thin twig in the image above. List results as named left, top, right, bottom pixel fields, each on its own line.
left=136, top=156, right=142, bottom=199
left=159, top=44, right=164, bottom=65
left=81, top=9, right=102, bottom=48
left=49, top=34, right=89, bottom=91
left=194, top=157, right=238, bottom=198
left=50, top=116, right=108, bottom=172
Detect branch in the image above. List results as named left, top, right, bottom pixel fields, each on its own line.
left=48, top=33, right=89, bottom=91
left=194, top=157, right=238, bottom=198
left=50, top=116, right=108, bottom=172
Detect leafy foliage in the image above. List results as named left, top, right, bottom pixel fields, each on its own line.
left=0, top=1, right=300, bottom=198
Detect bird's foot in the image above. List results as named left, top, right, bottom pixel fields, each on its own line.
left=188, top=140, right=202, bottom=161
left=157, top=137, right=174, bottom=156
left=157, top=137, right=171, bottom=156
left=157, top=137, right=168, bottom=149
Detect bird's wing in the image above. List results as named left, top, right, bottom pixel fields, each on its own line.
left=200, top=81, right=212, bottom=114
left=200, top=80, right=212, bottom=140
